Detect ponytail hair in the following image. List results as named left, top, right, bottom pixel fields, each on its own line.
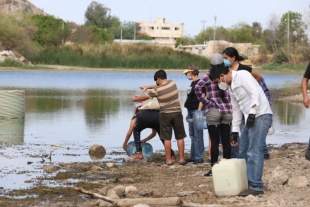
left=222, top=47, right=244, bottom=62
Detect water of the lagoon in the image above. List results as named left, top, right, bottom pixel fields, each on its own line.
left=0, top=69, right=309, bottom=190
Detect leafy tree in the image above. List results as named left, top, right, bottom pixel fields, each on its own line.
left=175, top=36, right=195, bottom=48
left=279, top=11, right=306, bottom=45
left=262, top=13, right=281, bottom=54
left=89, top=26, right=114, bottom=43
left=113, top=21, right=139, bottom=39
left=136, top=34, right=152, bottom=40
left=31, top=15, right=69, bottom=46
left=195, top=28, right=213, bottom=44
left=84, top=1, right=120, bottom=29
left=252, top=22, right=262, bottom=39
left=0, top=11, right=39, bottom=56
left=229, top=22, right=255, bottom=43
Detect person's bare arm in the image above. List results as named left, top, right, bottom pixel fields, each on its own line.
left=141, top=129, right=157, bottom=142
left=140, top=85, right=157, bottom=92
left=132, top=94, right=150, bottom=102
left=302, top=77, right=310, bottom=108
left=251, top=70, right=262, bottom=82
left=123, top=118, right=137, bottom=151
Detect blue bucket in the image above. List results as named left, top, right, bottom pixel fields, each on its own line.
left=126, top=141, right=153, bottom=159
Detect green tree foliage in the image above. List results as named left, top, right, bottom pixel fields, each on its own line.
left=113, top=21, right=139, bottom=39
left=89, top=26, right=114, bottom=43
left=31, top=15, right=69, bottom=46
left=175, top=36, right=195, bottom=48
left=252, top=22, right=262, bottom=39
left=279, top=11, right=307, bottom=45
left=136, top=34, right=152, bottom=40
left=84, top=1, right=120, bottom=29
left=229, top=22, right=255, bottom=43
left=195, top=28, right=213, bottom=44
left=0, top=11, right=39, bottom=56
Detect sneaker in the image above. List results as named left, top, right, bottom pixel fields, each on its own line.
left=205, top=159, right=211, bottom=165
left=193, top=159, right=203, bottom=164
left=264, top=154, right=270, bottom=160
left=204, top=170, right=212, bottom=177
left=238, top=189, right=264, bottom=196
left=305, top=148, right=310, bottom=161
left=131, top=152, right=143, bottom=159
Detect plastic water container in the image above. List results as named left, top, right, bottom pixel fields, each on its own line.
left=193, top=110, right=207, bottom=130
left=126, top=141, right=153, bottom=160
left=133, top=88, right=144, bottom=108
left=212, top=158, right=248, bottom=196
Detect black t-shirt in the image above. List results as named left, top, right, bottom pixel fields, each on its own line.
left=185, top=79, right=206, bottom=110
left=237, top=63, right=252, bottom=73
left=303, top=63, right=310, bottom=78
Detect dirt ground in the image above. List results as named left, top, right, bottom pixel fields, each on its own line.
left=1, top=142, right=310, bottom=207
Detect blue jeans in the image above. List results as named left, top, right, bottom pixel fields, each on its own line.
left=239, top=114, right=272, bottom=191
left=232, top=116, right=269, bottom=159
left=188, top=110, right=204, bottom=160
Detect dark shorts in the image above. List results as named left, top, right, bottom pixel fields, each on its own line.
left=159, top=112, right=186, bottom=140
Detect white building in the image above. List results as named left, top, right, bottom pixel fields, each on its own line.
left=138, top=18, right=184, bottom=42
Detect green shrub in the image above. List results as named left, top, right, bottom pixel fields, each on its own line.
left=0, top=59, right=24, bottom=67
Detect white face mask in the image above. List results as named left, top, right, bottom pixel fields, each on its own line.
left=218, top=77, right=228, bottom=90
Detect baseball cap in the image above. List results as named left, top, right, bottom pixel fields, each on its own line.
left=210, top=53, right=224, bottom=65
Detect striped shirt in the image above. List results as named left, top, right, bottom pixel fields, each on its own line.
left=195, top=72, right=232, bottom=114
left=147, top=80, right=181, bottom=113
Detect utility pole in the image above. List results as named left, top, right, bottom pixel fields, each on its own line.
left=62, top=21, right=64, bottom=45
left=201, top=20, right=206, bottom=31
left=134, top=22, right=136, bottom=41
left=287, top=11, right=290, bottom=55
left=213, top=16, right=217, bottom=51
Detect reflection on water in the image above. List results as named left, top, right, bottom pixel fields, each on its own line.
left=0, top=70, right=309, bottom=190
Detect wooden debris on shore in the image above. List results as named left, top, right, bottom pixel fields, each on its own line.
left=72, top=186, right=183, bottom=206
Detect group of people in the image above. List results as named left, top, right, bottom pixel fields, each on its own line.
left=123, top=46, right=310, bottom=197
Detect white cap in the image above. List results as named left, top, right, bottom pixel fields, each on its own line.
left=210, top=53, right=224, bottom=65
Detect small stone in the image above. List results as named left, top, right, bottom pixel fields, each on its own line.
left=106, top=163, right=115, bottom=168
left=175, top=182, right=184, bottom=187
left=125, top=186, right=138, bottom=194
left=177, top=191, right=196, bottom=197
left=89, top=144, right=106, bottom=160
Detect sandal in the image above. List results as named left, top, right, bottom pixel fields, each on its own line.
left=178, top=161, right=187, bottom=165
left=162, top=161, right=173, bottom=166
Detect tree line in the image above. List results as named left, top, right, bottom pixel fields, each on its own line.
left=0, top=1, right=309, bottom=65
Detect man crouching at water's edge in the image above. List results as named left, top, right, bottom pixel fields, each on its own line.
left=132, top=69, right=187, bottom=166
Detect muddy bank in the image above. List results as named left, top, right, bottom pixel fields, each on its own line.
left=1, top=143, right=310, bottom=207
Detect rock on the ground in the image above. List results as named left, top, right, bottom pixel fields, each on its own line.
left=268, top=166, right=289, bottom=185
left=89, top=144, right=106, bottom=160
left=106, top=185, right=125, bottom=199
left=288, top=176, right=309, bottom=187
left=125, top=186, right=138, bottom=194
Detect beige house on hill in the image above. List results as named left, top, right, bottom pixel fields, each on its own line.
left=138, top=18, right=184, bottom=42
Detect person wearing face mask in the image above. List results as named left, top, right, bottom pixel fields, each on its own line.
left=209, top=65, right=272, bottom=196
left=222, top=47, right=272, bottom=159
left=195, top=54, right=232, bottom=177
left=183, top=64, right=206, bottom=164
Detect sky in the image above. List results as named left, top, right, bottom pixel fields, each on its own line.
left=28, top=0, right=310, bottom=37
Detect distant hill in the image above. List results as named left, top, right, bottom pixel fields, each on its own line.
left=0, top=0, right=47, bottom=15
